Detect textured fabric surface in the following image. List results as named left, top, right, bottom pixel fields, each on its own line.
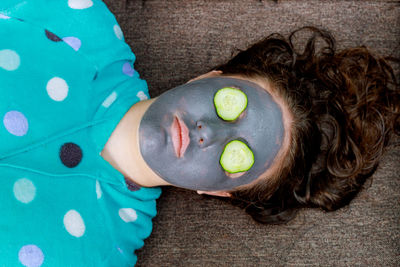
left=0, top=1, right=161, bottom=265
left=105, top=0, right=399, bottom=266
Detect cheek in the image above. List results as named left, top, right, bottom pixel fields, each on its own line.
left=183, top=150, right=219, bottom=169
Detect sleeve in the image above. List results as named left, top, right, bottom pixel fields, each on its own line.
left=0, top=0, right=134, bottom=69
left=1, top=0, right=148, bottom=158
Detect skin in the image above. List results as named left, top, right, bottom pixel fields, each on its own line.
left=139, top=76, right=285, bottom=191
left=101, top=71, right=292, bottom=197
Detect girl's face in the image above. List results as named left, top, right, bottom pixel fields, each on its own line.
left=138, top=76, right=285, bottom=191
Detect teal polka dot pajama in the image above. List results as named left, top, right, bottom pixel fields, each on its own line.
left=0, top=1, right=161, bottom=266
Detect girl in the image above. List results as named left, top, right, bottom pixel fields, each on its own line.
left=1, top=1, right=398, bottom=266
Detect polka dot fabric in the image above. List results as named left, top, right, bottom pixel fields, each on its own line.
left=0, top=1, right=161, bottom=266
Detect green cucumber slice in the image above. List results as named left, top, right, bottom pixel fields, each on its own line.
left=214, top=87, right=247, bottom=121
left=220, top=140, right=254, bottom=173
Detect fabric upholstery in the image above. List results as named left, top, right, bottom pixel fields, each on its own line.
left=104, top=0, right=400, bottom=265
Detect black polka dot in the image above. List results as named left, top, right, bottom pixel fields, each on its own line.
left=60, top=143, right=83, bottom=168
left=45, top=29, right=62, bottom=42
left=124, top=177, right=141, bottom=192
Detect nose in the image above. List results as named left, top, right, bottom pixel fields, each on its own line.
left=193, top=120, right=233, bottom=147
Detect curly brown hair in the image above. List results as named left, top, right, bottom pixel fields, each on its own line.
left=214, top=26, right=400, bottom=224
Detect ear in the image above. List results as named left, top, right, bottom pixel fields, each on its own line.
left=187, top=70, right=223, bottom=83
left=197, top=190, right=231, bottom=197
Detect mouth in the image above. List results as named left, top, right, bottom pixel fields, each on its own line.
left=171, top=115, right=190, bottom=158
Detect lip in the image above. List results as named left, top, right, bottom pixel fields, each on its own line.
left=171, top=116, right=190, bottom=158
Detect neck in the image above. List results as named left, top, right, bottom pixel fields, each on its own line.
left=100, top=98, right=170, bottom=187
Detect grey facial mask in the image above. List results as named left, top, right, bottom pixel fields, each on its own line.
left=139, top=77, right=284, bottom=191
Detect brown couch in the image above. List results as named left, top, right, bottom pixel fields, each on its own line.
left=104, top=0, right=400, bottom=266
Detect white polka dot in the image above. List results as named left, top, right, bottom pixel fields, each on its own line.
left=68, top=0, right=93, bottom=9
left=101, top=91, right=117, bottom=108
left=136, top=91, right=148, bottom=101
left=96, top=180, right=102, bottom=199
left=0, top=14, right=11, bottom=19
left=113, top=25, right=124, bottom=40
left=0, top=49, right=20, bottom=71
left=13, top=178, right=36, bottom=204
left=119, top=208, right=137, bottom=223
left=46, top=77, right=69, bottom=101
left=63, top=210, right=85, bottom=237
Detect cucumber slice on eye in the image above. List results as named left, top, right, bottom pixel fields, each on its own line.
left=214, top=87, right=247, bottom=121
left=220, top=140, right=254, bottom=173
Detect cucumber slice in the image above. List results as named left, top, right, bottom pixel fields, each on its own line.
left=220, top=140, right=254, bottom=173
left=214, top=87, right=247, bottom=121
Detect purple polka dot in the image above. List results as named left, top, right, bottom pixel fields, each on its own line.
left=122, top=62, right=135, bottom=77
left=124, top=177, right=141, bottom=191
left=62, top=37, right=81, bottom=51
left=3, top=110, right=29, bottom=136
left=45, top=30, right=62, bottom=42
left=18, top=244, right=44, bottom=267
left=59, top=142, right=83, bottom=168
